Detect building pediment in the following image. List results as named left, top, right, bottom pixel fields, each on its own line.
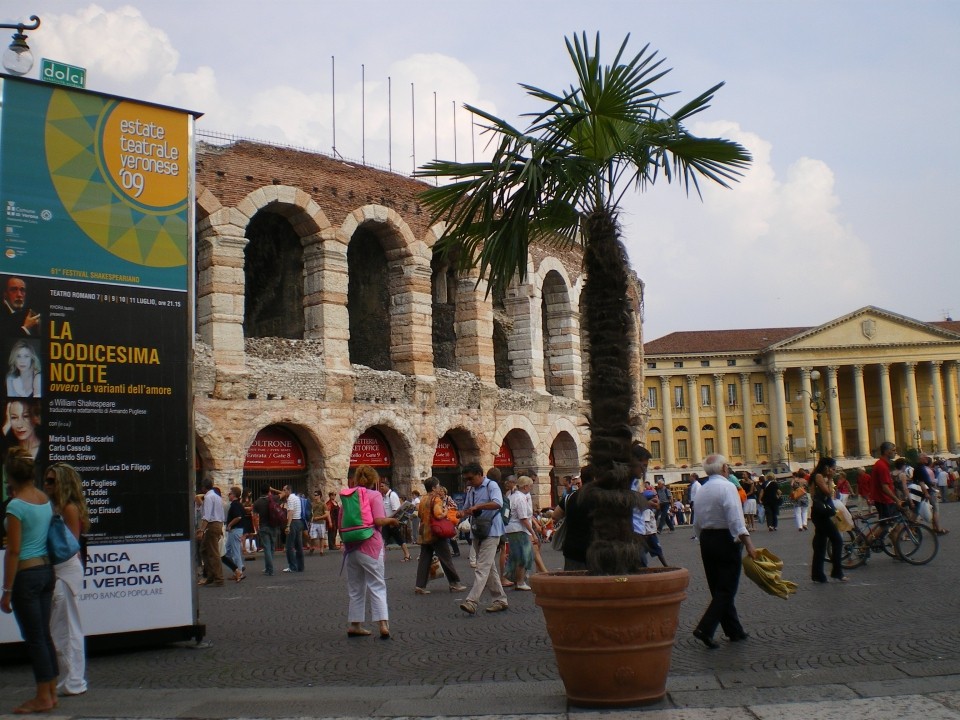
left=768, top=306, right=960, bottom=352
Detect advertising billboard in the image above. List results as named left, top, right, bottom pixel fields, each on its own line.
left=0, top=75, right=200, bottom=645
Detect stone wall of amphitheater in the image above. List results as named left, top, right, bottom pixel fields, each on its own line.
left=192, top=140, right=643, bottom=508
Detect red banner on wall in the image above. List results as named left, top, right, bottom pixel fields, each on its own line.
left=244, top=427, right=306, bottom=470
left=432, top=437, right=459, bottom=467
left=350, top=430, right=392, bottom=467
left=494, top=442, right=514, bottom=468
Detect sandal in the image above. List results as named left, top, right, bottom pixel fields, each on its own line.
left=347, top=627, right=372, bottom=637
left=400, top=557, right=412, bottom=562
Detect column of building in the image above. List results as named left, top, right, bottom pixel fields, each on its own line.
left=770, top=368, right=789, bottom=463
left=799, top=368, right=817, bottom=459
left=852, top=364, right=870, bottom=459
left=713, top=374, right=729, bottom=458
left=826, top=366, right=844, bottom=458
left=660, top=376, right=676, bottom=467
left=739, top=372, right=754, bottom=464
left=930, top=361, right=948, bottom=454
left=878, top=363, right=896, bottom=448
left=686, top=375, right=703, bottom=466
left=904, top=362, right=920, bottom=449
left=945, top=361, right=960, bottom=452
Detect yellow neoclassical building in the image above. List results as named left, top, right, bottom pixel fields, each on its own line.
left=642, top=307, right=960, bottom=477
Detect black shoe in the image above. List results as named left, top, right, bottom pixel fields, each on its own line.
left=692, top=629, right=719, bottom=649
left=811, top=577, right=828, bottom=584
left=727, top=632, right=749, bottom=642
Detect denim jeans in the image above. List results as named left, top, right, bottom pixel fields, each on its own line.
left=259, top=527, right=277, bottom=575
left=226, top=527, right=244, bottom=571
left=286, top=519, right=305, bottom=571
left=12, top=565, right=59, bottom=683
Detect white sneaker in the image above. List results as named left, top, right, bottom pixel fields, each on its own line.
left=515, top=583, right=532, bottom=591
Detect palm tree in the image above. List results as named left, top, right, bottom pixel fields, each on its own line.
left=418, top=34, right=751, bottom=571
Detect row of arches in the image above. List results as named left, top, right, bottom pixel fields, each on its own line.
left=195, top=414, right=585, bottom=504
left=196, top=184, right=596, bottom=399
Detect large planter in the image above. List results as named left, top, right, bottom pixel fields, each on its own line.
left=530, top=567, right=690, bottom=708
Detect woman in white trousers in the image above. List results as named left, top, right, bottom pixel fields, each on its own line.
left=343, top=465, right=400, bottom=639
left=44, top=463, right=90, bottom=696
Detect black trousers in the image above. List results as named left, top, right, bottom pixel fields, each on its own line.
left=764, top=503, right=779, bottom=528
left=811, top=516, right=844, bottom=580
left=695, top=529, right=745, bottom=639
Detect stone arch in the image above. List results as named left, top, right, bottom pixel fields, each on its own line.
left=492, top=415, right=543, bottom=471
left=535, top=258, right=580, bottom=399
left=240, top=411, right=328, bottom=492
left=344, top=409, right=418, bottom=494
left=433, top=419, right=485, bottom=468
left=195, top=186, right=331, bottom=364
left=548, top=428, right=581, bottom=501
left=342, top=205, right=432, bottom=375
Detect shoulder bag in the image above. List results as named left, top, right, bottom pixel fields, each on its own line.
left=48, top=513, right=81, bottom=564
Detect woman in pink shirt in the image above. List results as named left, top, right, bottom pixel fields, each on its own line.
left=344, top=465, right=400, bottom=639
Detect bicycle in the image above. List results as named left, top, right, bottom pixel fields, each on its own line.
left=829, top=507, right=939, bottom=568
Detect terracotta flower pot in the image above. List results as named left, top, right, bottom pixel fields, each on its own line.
left=530, top=567, right=689, bottom=708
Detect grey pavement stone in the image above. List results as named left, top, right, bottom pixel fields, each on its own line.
left=749, top=694, right=960, bottom=719
left=3, top=505, right=960, bottom=719
left=665, top=674, right=721, bottom=692
left=572, top=710, right=750, bottom=720
left=849, top=674, right=960, bottom=698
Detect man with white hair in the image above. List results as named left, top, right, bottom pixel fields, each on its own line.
left=692, top=454, right=757, bottom=649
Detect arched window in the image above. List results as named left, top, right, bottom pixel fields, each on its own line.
left=729, top=423, right=742, bottom=430
left=755, top=421, right=768, bottom=429
left=244, top=210, right=304, bottom=339
left=541, top=270, right=575, bottom=397
left=675, top=425, right=688, bottom=433
left=492, top=285, right=512, bottom=389
left=431, top=250, right=458, bottom=371
left=648, top=426, right=662, bottom=434
left=702, top=424, right=715, bottom=431
left=348, top=228, right=391, bottom=370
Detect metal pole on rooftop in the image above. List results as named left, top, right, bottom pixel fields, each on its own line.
left=388, top=76, right=392, bottom=172
left=331, top=56, right=337, bottom=158
left=361, top=64, right=365, bottom=165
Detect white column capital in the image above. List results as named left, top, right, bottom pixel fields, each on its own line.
left=904, top=361, right=917, bottom=371
left=931, top=360, right=943, bottom=369
left=739, top=372, right=751, bottom=383
left=686, top=374, right=698, bottom=388
left=659, top=375, right=671, bottom=388
left=852, top=364, right=864, bottom=377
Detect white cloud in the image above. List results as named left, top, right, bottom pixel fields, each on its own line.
left=35, top=4, right=178, bottom=88
left=627, top=121, right=874, bottom=339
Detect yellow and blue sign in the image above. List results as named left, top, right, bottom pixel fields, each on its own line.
left=1, top=78, right=192, bottom=290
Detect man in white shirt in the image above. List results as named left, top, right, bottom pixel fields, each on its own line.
left=691, top=454, right=757, bottom=649
left=197, top=479, right=225, bottom=586
left=282, top=485, right=305, bottom=573
left=379, top=480, right=412, bottom=561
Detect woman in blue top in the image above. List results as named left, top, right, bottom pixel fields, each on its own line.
left=1, top=446, right=58, bottom=713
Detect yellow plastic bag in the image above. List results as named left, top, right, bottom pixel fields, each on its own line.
left=833, top=502, right=854, bottom=532
left=742, top=547, right=798, bottom=600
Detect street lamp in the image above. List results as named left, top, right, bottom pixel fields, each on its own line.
left=1, top=15, right=40, bottom=76
left=796, top=369, right=826, bottom=460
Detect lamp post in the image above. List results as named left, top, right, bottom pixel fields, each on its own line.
left=0, top=15, right=40, bottom=76
left=796, top=369, right=827, bottom=461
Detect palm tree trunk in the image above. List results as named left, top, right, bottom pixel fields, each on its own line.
left=581, top=209, right=645, bottom=575
left=582, top=208, right=636, bottom=474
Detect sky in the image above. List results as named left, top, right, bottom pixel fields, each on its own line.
left=4, top=0, right=958, bottom=341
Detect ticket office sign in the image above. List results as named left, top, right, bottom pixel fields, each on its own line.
left=0, top=77, right=199, bottom=644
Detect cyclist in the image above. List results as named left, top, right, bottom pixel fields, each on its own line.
left=872, top=442, right=900, bottom=517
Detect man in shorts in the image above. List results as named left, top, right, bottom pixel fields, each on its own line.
left=308, top=490, right=329, bottom=555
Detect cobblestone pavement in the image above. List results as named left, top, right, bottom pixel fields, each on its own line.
left=1, top=502, right=959, bottom=700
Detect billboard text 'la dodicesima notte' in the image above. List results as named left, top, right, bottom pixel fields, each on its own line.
left=0, top=75, right=202, bottom=645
